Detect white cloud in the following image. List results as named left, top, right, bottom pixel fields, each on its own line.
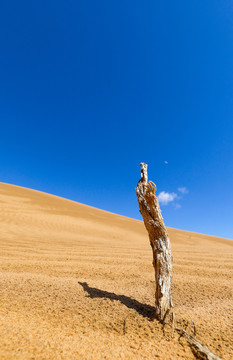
left=174, top=203, right=181, bottom=209
left=178, top=187, right=188, bottom=194
left=158, top=191, right=178, bottom=205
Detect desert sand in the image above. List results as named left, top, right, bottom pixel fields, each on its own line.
left=0, top=182, right=232, bottom=359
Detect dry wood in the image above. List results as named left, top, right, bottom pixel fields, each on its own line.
left=136, top=163, right=223, bottom=359
left=136, top=162, right=173, bottom=322
left=175, top=327, right=222, bottom=360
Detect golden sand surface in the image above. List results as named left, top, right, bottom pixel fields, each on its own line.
left=0, top=182, right=232, bottom=360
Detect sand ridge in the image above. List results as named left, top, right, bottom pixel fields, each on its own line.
left=0, top=182, right=232, bottom=359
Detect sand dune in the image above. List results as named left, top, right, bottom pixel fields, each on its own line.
left=0, top=182, right=232, bottom=359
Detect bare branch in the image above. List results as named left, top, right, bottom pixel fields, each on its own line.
left=175, top=327, right=222, bottom=360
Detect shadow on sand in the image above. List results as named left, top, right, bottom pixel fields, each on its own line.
left=78, top=281, right=155, bottom=319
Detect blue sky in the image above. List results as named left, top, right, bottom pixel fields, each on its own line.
left=0, top=1, right=232, bottom=239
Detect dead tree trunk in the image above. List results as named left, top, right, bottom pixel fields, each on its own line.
left=136, top=162, right=173, bottom=322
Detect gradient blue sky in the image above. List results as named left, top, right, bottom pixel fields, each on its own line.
left=0, top=1, right=232, bottom=239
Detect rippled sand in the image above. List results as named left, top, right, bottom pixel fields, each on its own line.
left=0, top=182, right=232, bottom=359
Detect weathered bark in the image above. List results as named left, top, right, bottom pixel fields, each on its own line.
left=136, top=162, right=173, bottom=322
